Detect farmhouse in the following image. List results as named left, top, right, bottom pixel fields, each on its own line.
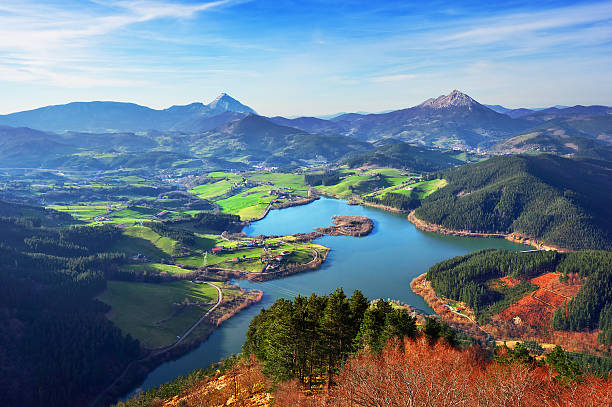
left=156, top=210, right=169, bottom=217
left=211, top=247, right=224, bottom=254
left=231, top=257, right=240, bottom=263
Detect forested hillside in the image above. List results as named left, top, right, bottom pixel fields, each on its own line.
left=0, top=210, right=142, bottom=406
left=342, top=141, right=467, bottom=171
left=426, top=249, right=612, bottom=347
left=243, top=289, right=427, bottom=386
left=414, top=154, right=612, bottom=250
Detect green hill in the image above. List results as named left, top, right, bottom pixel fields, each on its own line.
left=342, top=140, right=470, bottom=171
left=414, top=154, right=612, bottom=250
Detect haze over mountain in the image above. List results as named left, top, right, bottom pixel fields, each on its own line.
left=0, top=93, right=256, bottom=133
left=271, top=90, right=530, bottom=149
left=1, top=90, right=610, bottom=152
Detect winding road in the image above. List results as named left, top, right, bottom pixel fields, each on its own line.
left=88, top=281, right=222, bottom=407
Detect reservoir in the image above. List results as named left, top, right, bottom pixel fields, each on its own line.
left=128, top=197, right=529, bottom=395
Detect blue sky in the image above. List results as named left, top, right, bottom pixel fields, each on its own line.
left=1, top=0, right=611, bottom=116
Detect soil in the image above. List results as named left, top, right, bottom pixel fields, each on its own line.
left=315, top=215, right=374, bottom=237
left=408, top=211, right=571, bottom=252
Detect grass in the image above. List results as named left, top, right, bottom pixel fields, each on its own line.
left=177, top=246, right=266, bottom=269
left=245, top=172, right=308, bottom=192
left=124, top=263, right=194, bottom=275
left=110, top=225, right=182, bottom=260
left=110, top=206, right=171, bottom=224
left=208, top=171, right=243, bottom=182
left=190, top=180, right=234, bottom=200
left=391, top=178, right=448, bottom=199
left=175, top=238, right=317, bottom=273
left=122, top=225, right=182, bottom=255
left=216, top=187, right=277, bottom=220
left=47, top=202, right=122, bottom=221
left=97, top=281, right=218, bottom=348
left=315, top=173, right=372, bottom=196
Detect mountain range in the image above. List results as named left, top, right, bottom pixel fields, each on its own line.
left=0, top=93, right=255, bottom=133
left=0, top=90, right=610, bottom=158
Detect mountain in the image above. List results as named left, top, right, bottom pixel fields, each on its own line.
left=0, top=93, right=256, bottom=133
left=504, top=108, right=536, bottom=118
left=341, top=90, right=528, bottom=148
left=414, top=154, right=612, bottom=250
left=522, top=105, right=612, bottom=120
left=268, top=116, right=345, bottom=135
left=191, top=114, right=372, bottom=166
left=269, top=91, right=531, bottom=149
left=418, top=90, right=481, bottom=109
left=0, top=126, right=77, bottom=167
left=207, top=93, right=256, bottom=115
left=342, top=140, right=470, bottom=172
left=485, top=104, right=511, bottom=114
left=492, top=130, right=612, bottom=157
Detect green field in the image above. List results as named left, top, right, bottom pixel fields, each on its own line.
left=47, top=203, right=122, bottom=222
left=315, top=172, right=372, bottom=196
left=97, top=281, right=218, bottom=348
left=110, top=225, right=183, bottom=260
left=190, top=180, right=234, bottom=200
left=109, top=206, right=178, bottom=224
left=124, top=263, right=194, bottom=275
left=175, top=238, right=317, bottom=273
left=177, top=245, right=267, bottom=271
left=216, top=186, right=277, bottom=219
left=245, top=172, right=309, bottom=193
left=392, top=178, right=448, bottom=199
left=207, top=171, right=243, bottom=182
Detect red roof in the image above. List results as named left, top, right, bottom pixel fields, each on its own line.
left=232, top=257, right=239, bottom=262
left=212, top=247, right=222, bottom=252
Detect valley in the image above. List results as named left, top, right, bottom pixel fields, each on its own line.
left=0, top=91, right=610, bottom=407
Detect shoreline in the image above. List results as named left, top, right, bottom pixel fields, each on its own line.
left=91, top=287, right=263, bottom=407
left=244, top=195, right=319, bottom=223
left=407, top=210, right=569, bottom=252
left=109, top=193, right=572, bottom=405
left=411, top=272, right=604, bottom=355
left=410, top=273, right=492, bottom=343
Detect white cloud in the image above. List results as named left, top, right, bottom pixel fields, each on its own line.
left=441, top=1, right=612, bottom=46
left=0, top=0, right=238, bottom=87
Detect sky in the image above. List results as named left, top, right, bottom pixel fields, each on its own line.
left=0, top=0, right=611, bottom=116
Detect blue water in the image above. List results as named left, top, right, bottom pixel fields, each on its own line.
left=127, top=197, right=529, bottom=396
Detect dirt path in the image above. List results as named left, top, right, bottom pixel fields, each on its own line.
left=88, top=282, right=222, bottom=407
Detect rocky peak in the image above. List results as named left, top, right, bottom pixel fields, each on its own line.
left=207, top=93, right=257, bottom=114
left=419, top=90, right=480, bottom=109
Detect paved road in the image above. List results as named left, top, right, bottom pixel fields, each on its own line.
left=165, top=282, right=222, bottom=350
left=88, top=282, right=222, bottom=407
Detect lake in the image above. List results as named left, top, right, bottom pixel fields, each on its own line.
left=127, top=197, right=529, bottom=396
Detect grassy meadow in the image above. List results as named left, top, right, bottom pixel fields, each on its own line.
left=97, top=281, right=219, bottom=348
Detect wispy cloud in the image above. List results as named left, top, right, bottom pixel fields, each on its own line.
left=441, top=1, right=612, bottom=47
left=0, top=1, right=610, bottom=115
left=0, top=0, right=238, bottom=87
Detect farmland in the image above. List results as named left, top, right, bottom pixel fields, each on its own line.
left=97, top=280, right=219, bottom=348
left=111, top=225, right=185, bottom=259
left=175, top=236, right=325, bottom=274
left=366, top=178, right=448, bottom=200
left=190, top=180, right=235, bottom=200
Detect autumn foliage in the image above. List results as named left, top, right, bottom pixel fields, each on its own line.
left=274, top=338, right=611, bottom=407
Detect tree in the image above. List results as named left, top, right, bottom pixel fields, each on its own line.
left=423, top=317, right=442, bottom=345
left=546, top=346, right=581, bottom=380
left=320, top=288, right=352, bottom=386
